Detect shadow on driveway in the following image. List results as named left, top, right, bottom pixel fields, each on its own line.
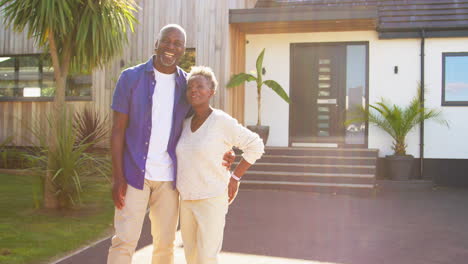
left=57, top=187, right=468, bottom=264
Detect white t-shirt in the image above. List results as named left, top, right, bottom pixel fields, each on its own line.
left=144, top=69, right=176, bottom=181
left=176, top=109, right=265, bottom=200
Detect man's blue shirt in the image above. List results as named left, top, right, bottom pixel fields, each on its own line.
left=111, top=56, right=191, bottom=190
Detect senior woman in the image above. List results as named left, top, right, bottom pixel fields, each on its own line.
left=176, top=66, right=264, bottom=264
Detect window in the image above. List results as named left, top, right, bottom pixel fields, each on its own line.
left=0, top=54, right=92, bottom=101
left=442, top=52, right=468, bottom=106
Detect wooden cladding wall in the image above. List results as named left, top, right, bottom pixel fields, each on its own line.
left=0, top=102, right=91, bottom=146
left=0, top=0, right=253, bottom=145
left=0, top=21, right=42, bottom=55
left=228, top=25, right=246, bottom=125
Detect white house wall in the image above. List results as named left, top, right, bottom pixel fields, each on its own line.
left=424, top=39, right=468, bottom=159
left=245, top=31, right=468, bottom=159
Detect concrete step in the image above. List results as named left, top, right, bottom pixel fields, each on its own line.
left=249, top=162, right=376, bottom=174
left=243, top=171, right=375, bottom=185
left=240, top=180, right=375, bottom=196
left=256, top=155, right=377, bottom=166
left=264, top=147, right=379, bottom=157
left=234, top=146, right=378, bottom=195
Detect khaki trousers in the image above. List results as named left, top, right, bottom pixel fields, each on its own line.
left=180, top=193, right=229, bottom=264
left=107, top=180, right=179, bottom=264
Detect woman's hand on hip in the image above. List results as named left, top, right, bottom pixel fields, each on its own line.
left=228, top=177, right=240, bottom=204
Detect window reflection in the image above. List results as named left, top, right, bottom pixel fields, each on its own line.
left=0, top=55, right=91, bottom=100
left=443, top=53, right=468, bottom=105
left=345, top=45, right=366, bottom=144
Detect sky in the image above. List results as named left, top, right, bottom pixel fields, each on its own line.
left=445, top=55, right=468, bottom=101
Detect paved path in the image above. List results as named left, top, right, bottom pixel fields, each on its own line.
left=56, top=187, right=468, bottom=264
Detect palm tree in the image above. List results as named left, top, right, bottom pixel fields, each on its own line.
left=0, top=0, right=137, bottom=208
left=227, top=48, right=291, bottom=126
left=348, top=88, right=448, bottom=155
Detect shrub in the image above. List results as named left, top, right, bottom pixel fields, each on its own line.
left=25, top=107, right=111, bottom=208
left=73, top=106, right=110, bottom=151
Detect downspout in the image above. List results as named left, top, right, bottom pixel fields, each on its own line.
left=419, top=29, right=425, bottom=179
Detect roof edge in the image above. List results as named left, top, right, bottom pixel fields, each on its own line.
left=230, top=6, right=378, bottom=24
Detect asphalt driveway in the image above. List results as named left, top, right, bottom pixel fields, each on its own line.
left=56, top=186, right=468, bottom=264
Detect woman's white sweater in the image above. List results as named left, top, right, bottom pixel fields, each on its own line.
left=176, top=109, right=264, bottom=201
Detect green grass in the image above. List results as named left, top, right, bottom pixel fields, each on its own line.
left=0, top=173, right=114, bottom=264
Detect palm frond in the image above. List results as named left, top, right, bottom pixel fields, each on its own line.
left=74, top=106, right=110, bottom=150
left=263, top=80, right=291, bottom=104
left=226, top=73, right=257, bottom=88
left=346, top=88, right=448, bottom=155
left=256, top=48, right=265, bottom=85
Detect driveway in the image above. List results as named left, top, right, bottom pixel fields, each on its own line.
left=56, top=187, right=468, bottom=264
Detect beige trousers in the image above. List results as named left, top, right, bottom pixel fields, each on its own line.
left=107, top=180, right=179, bottom=264
left=180, top=193, right=229, bottom=264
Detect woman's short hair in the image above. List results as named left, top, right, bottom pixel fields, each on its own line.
left=187, top=66, right=218, bottom=91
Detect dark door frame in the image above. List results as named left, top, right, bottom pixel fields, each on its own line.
left=289, top=41, right=369, bottom=148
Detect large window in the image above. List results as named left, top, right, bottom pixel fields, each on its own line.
left=0, top=54, right=92, bottom=101
left=442, top=52, right=468, bottom=106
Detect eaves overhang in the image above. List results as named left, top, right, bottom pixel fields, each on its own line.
left=229, top=6, right=378, bottom=34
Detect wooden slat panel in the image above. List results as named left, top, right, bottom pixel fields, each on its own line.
left=6, top=103, right=14, bottom=143
left=228, top=25, right=246, bottom=124
left=0, top=0, right=250, bottom=146
left=21, top=102, right=32, bottom=146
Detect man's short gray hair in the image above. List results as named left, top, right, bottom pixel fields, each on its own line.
left=187, top=66, right=218, bottom=91
left=158, top=24, right=186, bottom=43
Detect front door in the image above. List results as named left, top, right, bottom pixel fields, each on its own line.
left=290, top=43, right=346, bottom=147
left=290, top=42, right=369, bottom=148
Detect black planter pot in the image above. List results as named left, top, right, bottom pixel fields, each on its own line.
left=247, top=125, right=269, bottom=146
left=386, top=155, right=414, bottom=180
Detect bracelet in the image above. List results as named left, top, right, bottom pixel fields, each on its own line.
left=231, top=171, right=241, bottom=181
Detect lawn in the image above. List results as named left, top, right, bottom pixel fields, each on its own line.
left=0, top=173, right=114, bottom=264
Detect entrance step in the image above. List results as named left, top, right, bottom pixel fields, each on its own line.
left=238, top=147, right=378, bottom=195
left=259, top=155, right=377, bottom=166
left=249, top=163, right=375, bottom=174
left=265, top=146, right=378, bottom=157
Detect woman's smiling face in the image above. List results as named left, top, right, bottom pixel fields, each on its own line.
left=186, top=75, right=214, bottom=107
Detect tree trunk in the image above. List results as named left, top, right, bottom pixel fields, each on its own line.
left=43, top=31, right=69, bottom=209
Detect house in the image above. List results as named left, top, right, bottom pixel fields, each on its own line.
left=230, top=0, right=468, bottom=187
left=1, top=0, right=467, bottom=188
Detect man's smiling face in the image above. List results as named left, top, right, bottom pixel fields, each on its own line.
left=154, top=28, right=185, bottom=72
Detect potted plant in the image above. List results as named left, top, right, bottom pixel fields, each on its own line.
left=226, top=48, right=291, bottom=145
left=348, top=88, right=448, bottom=180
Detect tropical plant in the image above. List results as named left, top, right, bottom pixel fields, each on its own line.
left=0, top=0, right=137, bottom=208
left=226, top=48, right=291, bottom=126
left=74, top=106, right=110, bottom=151
left=25, top=107, right=111, bottom=209
left=347, top=89, right=448, bottom=155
